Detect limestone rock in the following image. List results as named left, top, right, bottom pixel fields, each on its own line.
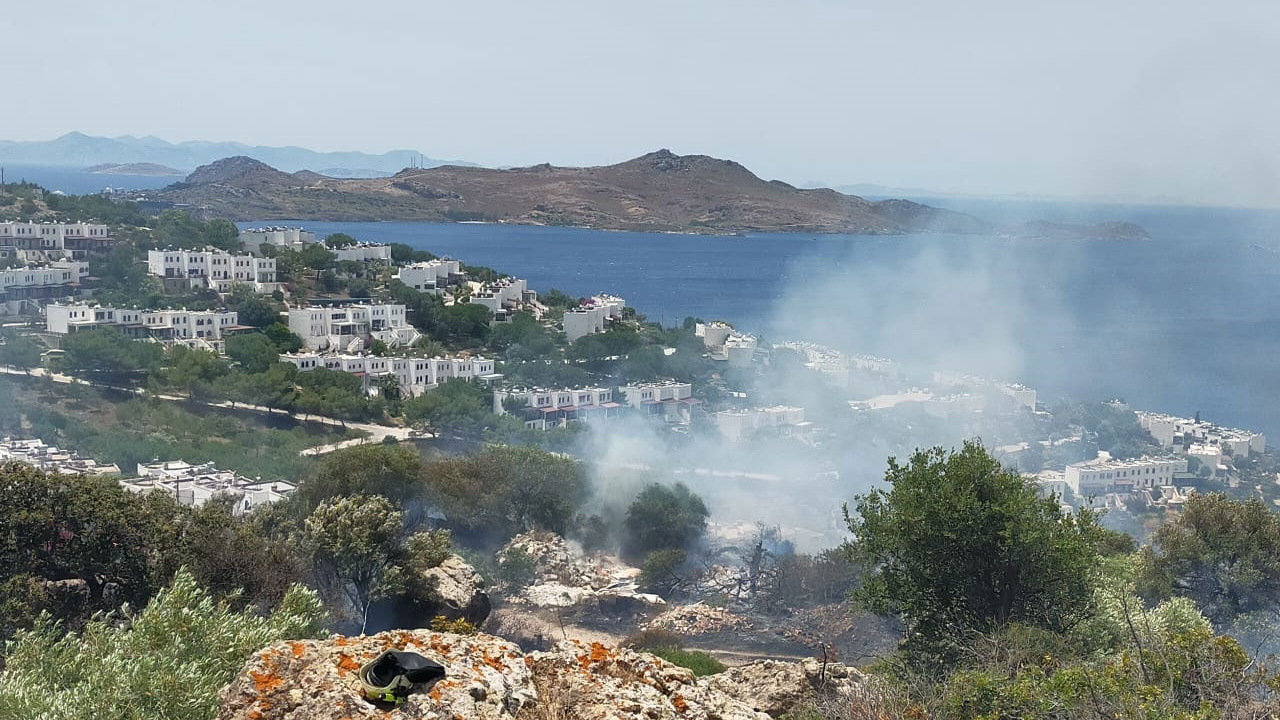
left=217, top=630, right=533, bottom=720
left=367, top=554, right=491, bottom=632
left=699, top=657, right=870, bottom=717
left=525, top=640, right=770, bottom=720
left=218, top=631, right=783, bottom=720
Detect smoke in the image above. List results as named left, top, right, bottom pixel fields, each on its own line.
left=571, top=235, right=1102, bottom=553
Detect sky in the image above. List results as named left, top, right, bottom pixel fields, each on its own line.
left=6, top=0, right=1280, bottom=207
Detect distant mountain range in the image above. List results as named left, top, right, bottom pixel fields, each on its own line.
left=144, top=151, right=1150, bottom=240
left=0, top=132, right=472, bottom=176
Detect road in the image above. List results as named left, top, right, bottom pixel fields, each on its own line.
left=0, top=365, right=423, bottom=455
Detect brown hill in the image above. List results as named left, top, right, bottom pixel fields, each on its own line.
left=153, top=151, right=1148, bottom=240
left=154, top=151, right=992, bottom=234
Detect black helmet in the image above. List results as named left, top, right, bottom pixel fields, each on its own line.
left=359, top=650, right=446, bottom=705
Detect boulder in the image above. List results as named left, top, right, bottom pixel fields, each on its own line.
left=218, top=630, right=532, bottom=720
left=218, top=631, right=776, bottom=720
left=698, top=658, right=870, bottom=718
left=367, top=554, right=490, bottom=633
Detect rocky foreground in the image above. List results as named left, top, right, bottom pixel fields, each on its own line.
left=218, top=629, right=871, bottom=720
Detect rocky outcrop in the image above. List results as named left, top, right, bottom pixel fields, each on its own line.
left=218, top=630, right=854, bottom=720
left=367, top=554, right=491, bottom=633
left=699, top=658, right=869, bottom=718
left=499, top=532, right=664, bottom=615
left=645, top=602, right=752, bottom=637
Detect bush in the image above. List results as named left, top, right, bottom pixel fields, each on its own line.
left=498, top=546, right=538, bottom=587
left=430, top=615, right=478, bottom=635
left=0, top=569, right=325, bottom=720
left=646, top=647, right=726, bottom=677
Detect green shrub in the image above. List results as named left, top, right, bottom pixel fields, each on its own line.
left=646, top=647, right=726, bottom=677
left=0, top=568, right=325, bottom=720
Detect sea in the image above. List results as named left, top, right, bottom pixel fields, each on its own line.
left=12, top=164, right=1275, bottom=439
left=241, top=202, right=1280, bottom=440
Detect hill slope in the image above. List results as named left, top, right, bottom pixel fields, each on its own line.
left=149, top=151, right=1149, bottom=239
left=151, top=151, right=996, bottom=234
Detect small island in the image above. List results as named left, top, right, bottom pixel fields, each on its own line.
left=84, top=162, right=185, bottom=176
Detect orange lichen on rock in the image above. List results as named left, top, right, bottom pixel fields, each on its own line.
left=250, top=670, right=284, bottom=694
left=672, top=694, right=689, bottom=713
left=289, top=642, right=307, bottom=659
left=589, top=642, right=611, bottom=663
left=335, top=653, right=362, bottom=674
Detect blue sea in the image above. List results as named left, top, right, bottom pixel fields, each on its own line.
left=0, top=163, right=177, bottom=194
left=240, top=202, right=1280, bottom=440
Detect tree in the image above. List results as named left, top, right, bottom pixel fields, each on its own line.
left=427, top=445, right=590, bottom=543
left=847, top=441, right=1103, bottom=666
left=0, top=463, right=174, bottom=634
left=305, top=494, right=403, bottom=632
left=1137, top=493, right=1280, bottom=626
left=263, top=322, right=304, bottom=352
left=161, top=345, right=228, bottom=399
left=622, top=482, right=709, bottom=561
left=0, top=569, right=324, bottom=720
left=402, top=379, right=493, bottom=438
left=0, top=332, right=42, bottom=371
left=225, top=332, right=282, bottom=374
left=57, top=327, right=164, bottom=376
left=324, top=232, right=358, bottom=248
left=298, top=445, right=427, bottom=513
left=226, top=285, right=281, bottom=328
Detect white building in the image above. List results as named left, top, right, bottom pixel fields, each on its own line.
left=0, top=222, right=112, bottom=258
left=696, top=321, right=733, bottom=348
left=1064, top=453, right=1188, bottom=497
left=1187, top=443, right=1226, bottom=477
left=46, top=302, right=239, bottom=341
left=714, top=406, right=807, bottom=441
left=1137, top=411, right=1265, bottom=458
left=332, top=243, right=393, bottom=264
left=395, top=259, right=464, bottom=294
left=492, top=386, right=622, bottom=430
left=470, top=277, right=534, bottom=319
left=999, top=383, right=1038, bottom=410
left=0, top=260, right=88, bottom=315
left=125, top=460, right=295, bottom=515
left=286, top=303, right=419, bottom=351
left=619, top=381, right=699, bottom=424
left=563, top=294, right=626, bottom=342
left=1027, top=469, right=1069, bottom=499
left=0, top=436, right=120, bottom=476
left=723, top=334, right=758, bottom=368
left=147, top=248, right=278, bottom=293
left=238, top=226, right=317, bottom=254
left=281, top=350, right=499, bottom=397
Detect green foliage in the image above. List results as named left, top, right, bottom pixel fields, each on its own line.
left=43, top=192, right=147, bottom=226
left=389, top=243, right=436, bottom=264
left=0, top=463, right=171, bottom=636
left=1136, top=492, right=1280, bottom=626
left=324, top=232, right=358, bottom=248
left=0, top=568, right=325, bottom=720
left=152, top=210, right=241, bottom=251
left=225, top=331, right=283, bottom=374
left=56, top=327, right=164, bottom=376
left=226, top=285, right=282, bottom=328
left=639, top=549, right=688, bottom=594
left=848, top=441, right=1103, bottom=666
left=646, top=647, right=726, bottom=677
left=623, top=482, right=709, bottom=560
left=402, top=378, right=494, bottom=438
left=263, top=322, right=304, bottom=352
left=405, top=529, right=453, bottom=571
left=540, top=288, right=578, bottom=310
left=428, top=445, right=590, bottom=543
left=497, top=546, right=538, bottom=587
left=305, top=494, right=404, bottom=632
left=158, top=345, right=228, bottom=399
left=0, top=331, right=42, bottom=369
left=298, top=444, right=427, bottom=513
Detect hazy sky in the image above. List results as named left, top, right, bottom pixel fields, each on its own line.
left=8, top=0, right=1280, bottom=206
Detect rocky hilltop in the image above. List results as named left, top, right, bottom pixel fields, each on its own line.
left=218, top=629, right=873, bottom=720
left=148, top=151, right=1147, bottom=239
